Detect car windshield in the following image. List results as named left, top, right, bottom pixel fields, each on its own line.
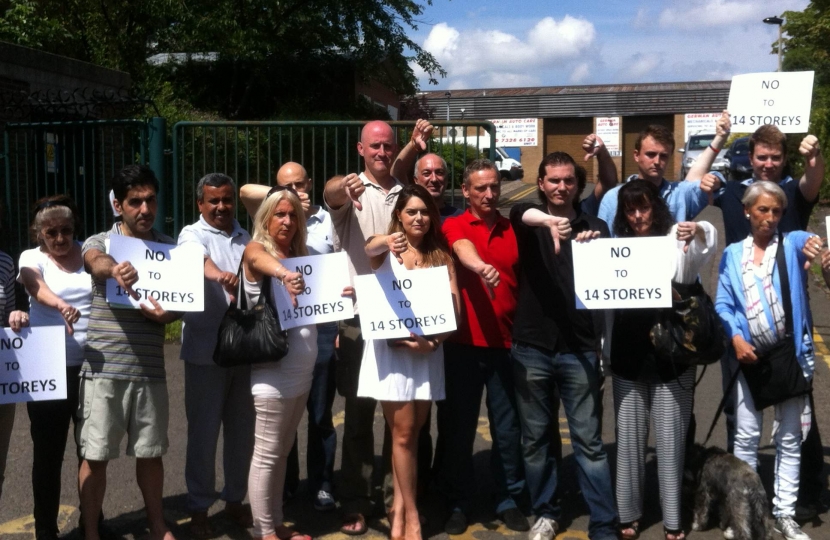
left=731, top=139, right=748, bottom=155
left=688, top=135, right=714, bottom=150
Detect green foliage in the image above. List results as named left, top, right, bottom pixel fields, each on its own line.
left=0, top=0, right=446, bottom=119
left=783, top=3, right=830, bottom=200
left=436, top=142, right=481, bottom=190
left=165, top=319, right=182, bottom=342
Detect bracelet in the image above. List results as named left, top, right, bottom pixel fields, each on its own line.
left=708, top=144, right=721, bottom=153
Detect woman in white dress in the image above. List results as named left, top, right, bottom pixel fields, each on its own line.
left=359, top=184, right=459, bottom=540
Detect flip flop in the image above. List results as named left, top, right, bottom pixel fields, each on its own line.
left=340, top=513, right=367, bottom=536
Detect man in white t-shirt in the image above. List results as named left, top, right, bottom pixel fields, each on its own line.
left=178, top=173, right=253, bottom=537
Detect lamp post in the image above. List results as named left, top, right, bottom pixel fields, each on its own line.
left=444, top=91, right=451, bottom=121
left=763, top=16, right=784, bottom=72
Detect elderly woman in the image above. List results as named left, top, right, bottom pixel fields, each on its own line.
left=716, top=181, right=819, bottom=540
left=8, top=195, right=92, bottom=540
left=359, top=184, right=459, bottom=540
left=243, top=185, right=352, bottom=540
left=610, top=180, right=717, bottom=540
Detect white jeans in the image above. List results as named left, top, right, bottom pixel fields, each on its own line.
left=248, top=393, right=309, bottom=536
left=734, top=372, right=801, bottom=517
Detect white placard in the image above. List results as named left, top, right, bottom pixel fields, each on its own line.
left=825, top=216, right=830, bottom=241
left=727, top=71, right=814, bottom=134
left=572, top=237, right=673, bottom=309
left=272, top=252, right=355, bottom=329
left=595, top=117, right=621, bottom=157
left=353, top=260, right=456, bottom=339
left=684, top=113, right=723, bottom=140
left=0, top=326, right=67, bottom=404
left=489, top=118, right=538, bottom=146
left=106, top=235, right=204, bottom=311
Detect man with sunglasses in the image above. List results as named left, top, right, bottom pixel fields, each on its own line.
left=323, top=120, right=403, bottom=535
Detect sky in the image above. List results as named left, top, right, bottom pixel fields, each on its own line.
left=408, top=0, right=808, bottom=91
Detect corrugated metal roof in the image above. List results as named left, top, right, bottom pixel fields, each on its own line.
left=422, top=81, right=731, bottom=119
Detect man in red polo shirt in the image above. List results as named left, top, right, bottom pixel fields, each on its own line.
left=433, top=159, right=528, bottom=534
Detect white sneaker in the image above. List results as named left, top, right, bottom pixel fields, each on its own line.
left=722, top=526, right=735, bottom=540
left=529, top=517, right=559, bottom=540
left=775, top=516, right=811, bottom=540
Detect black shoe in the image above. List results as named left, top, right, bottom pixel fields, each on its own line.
left=498, top=507, right=530, bottom=532
left=445, top=510, right=467, bottom=535
left=794, top=502, right=818, bottom=523
left=35, top=530, right=59, bottom=540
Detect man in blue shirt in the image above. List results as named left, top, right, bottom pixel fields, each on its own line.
left=596, top=125, right=720, bottom=233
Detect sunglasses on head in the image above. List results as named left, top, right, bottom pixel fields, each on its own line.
left=266, top=185, right=298, bottom=198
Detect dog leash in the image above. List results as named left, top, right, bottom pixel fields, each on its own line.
left=702, top=365, right=741, bottom=446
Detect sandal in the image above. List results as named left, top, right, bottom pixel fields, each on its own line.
left=664, top=528, right=685, bottom=540
left=276, top=528, right=312, bottom=540
left=619, top=521, right=640, bottom=540
left=188, top=511, right=217, bottom=539
left=340, top=513, right=367, bottom=536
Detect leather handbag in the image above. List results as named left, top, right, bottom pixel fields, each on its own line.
left=740, top=243, right=811, bottom=410
left=650, top=280, right=727, bottom=366
left=213, top=265, right=289, bottom=367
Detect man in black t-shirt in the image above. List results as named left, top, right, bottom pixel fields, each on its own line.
left=510, top=152, right=617, bottom=540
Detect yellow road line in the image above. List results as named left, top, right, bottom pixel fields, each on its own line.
left=500, top=184, right=536, bottom=206
left=813, top=327, right=830, bottom=370
left=0, top=505, right=75, bottom=539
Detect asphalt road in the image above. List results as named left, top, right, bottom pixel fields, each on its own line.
left=1, top=180, right=830, bottom=540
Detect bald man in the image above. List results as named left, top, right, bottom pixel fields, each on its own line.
left=240, top=162, right=338, bottom=511
left=392, top=119, right=462, bottom=220
left=323, top=121, right=404, bottom=534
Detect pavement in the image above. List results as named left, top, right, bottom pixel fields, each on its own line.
left=2, top=179, right=830, bottom=540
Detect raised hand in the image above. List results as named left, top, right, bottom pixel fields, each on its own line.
left=342, top=173, right=365, bottom=211
left=582, top=134, right=604, bottom=161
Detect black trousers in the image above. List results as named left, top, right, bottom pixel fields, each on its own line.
left=798, top=392, right=825, bottom=505
left=27, top=365, right=81, bottom=536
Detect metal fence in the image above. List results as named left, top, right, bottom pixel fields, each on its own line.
left=171, top=121, right=496, bottom=233
left=1, top=119, right=150, bottom=257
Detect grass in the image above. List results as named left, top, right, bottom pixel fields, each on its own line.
left=165, top=320, right=182, bottom=342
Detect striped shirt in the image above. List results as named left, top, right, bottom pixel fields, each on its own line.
left=0, top=251, right=15, bottom=325
left=82, top=223, right=174, bottom=381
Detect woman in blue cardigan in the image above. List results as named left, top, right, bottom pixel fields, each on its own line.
left=715, top=181, right=821, bottom=540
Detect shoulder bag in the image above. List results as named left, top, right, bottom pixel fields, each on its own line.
left=650, top=280, right=727, bottom=366
left=740, top=241, right=811, bottom=410
left=213, top=264, right=289, bottom=367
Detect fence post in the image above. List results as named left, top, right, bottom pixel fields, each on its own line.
left=147, top=117, right=167, bottom=232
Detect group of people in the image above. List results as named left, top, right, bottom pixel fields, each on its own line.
left=0, top=114, right=826, bottom=540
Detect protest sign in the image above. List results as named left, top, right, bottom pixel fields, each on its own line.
left=353, top=259, right=456, bottom=339
left=106, top=235, right=204, bottom=311
left=0, top=326, right=66, bottom=404
left=596, top=117, right=621, bottom=156
left=272, top=252, right=354, bottom=329
left=572, top=236, right=673, bottom=309
left=727, top=71, right=814, bottom=134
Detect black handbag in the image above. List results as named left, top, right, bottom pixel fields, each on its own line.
left=213, top=265, right=289, bottom=367
left=650, top=280, right=727, bottom=366
left=740, top=242, right=811, bottom=410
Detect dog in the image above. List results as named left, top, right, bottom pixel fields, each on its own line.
left=684, top=444, right=772, bottom=540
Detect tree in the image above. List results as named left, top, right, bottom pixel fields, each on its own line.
left=0, top=0, right=446, bottom=118
left=779, top=3, right=830, bottom=197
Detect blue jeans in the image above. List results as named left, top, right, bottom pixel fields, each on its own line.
left=433, top=343, right=525, bottom=514
left=286, top=321, right=338, bottom=495
left=511, top=342, right=617, bottom=540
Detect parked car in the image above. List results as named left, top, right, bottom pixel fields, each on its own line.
left=724, top=136, right=751, bottom=181
left=679, top=132, right=729, bottom=179
left=494, top=147, right=523, bottom=180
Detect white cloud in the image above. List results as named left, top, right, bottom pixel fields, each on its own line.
left=657, top=0, right=805, bottom=29
left=622, top=53, right=662, bottom=80
left=570, top=63, right=591, bottom=84
left=421, top=16, right=596, bottom=88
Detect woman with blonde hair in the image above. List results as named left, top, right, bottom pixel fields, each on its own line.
left=243, top=185, right=329, bottom=540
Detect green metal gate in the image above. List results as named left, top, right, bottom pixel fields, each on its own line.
left=0, top=118, right=167, bottom=258
left=172, top=121, right=496, bottom=233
